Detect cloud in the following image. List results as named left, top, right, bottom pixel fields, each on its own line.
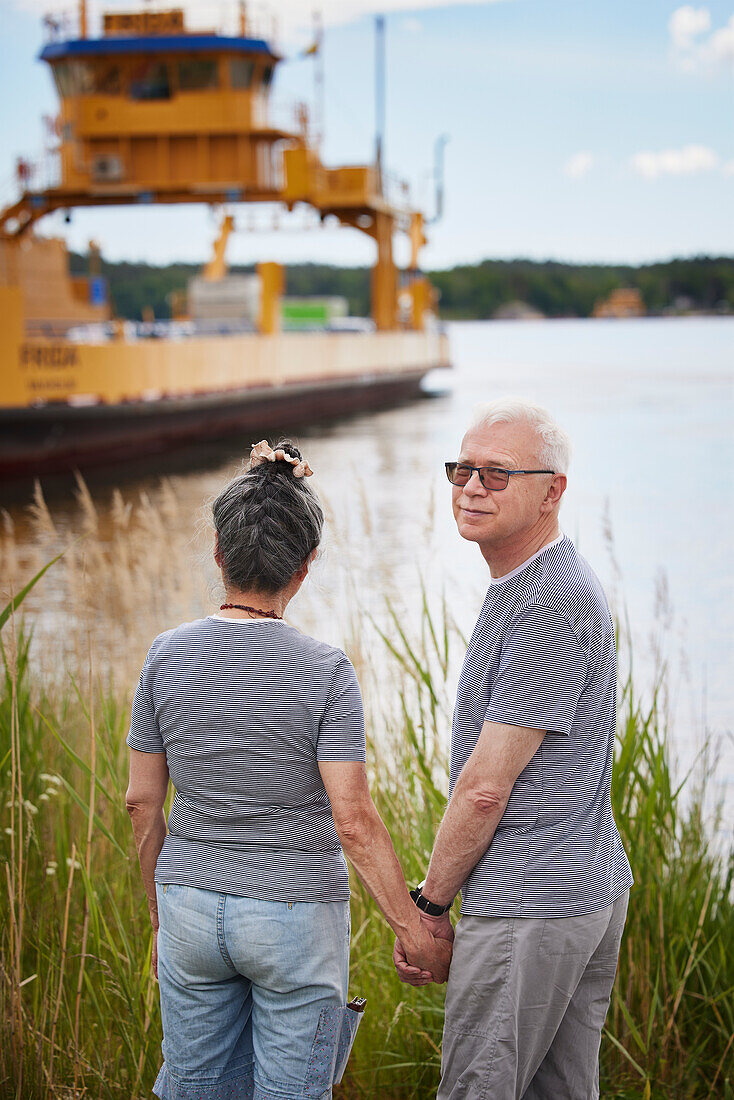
left=401, top=16, right=423, bottom=34
left=709, top=15, right=734, bottom=65
left=668, top=7, right=734, bottom=71
left=563, top=152, right=594, bottom=179
left=630, top=144, right=719, bottom=179
left=669, top=5, right=711, bottom=49
left=723, top=159, right=734, bottom=175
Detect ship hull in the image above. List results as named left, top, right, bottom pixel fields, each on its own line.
left=0, top=311, right=450, bottom=479
left=0, top=365, right=435, bottom=478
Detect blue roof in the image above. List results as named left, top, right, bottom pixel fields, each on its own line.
left=40, top=35, right=278, bottom=62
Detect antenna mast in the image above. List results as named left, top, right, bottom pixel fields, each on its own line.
left=375, top=15, right=385, bottom=193
left=314, top=10, right=324, bottom=149
left=430, top=134, right=449, bottom=224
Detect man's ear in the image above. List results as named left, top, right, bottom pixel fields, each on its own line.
left=542, top=474, right=567, bottom=510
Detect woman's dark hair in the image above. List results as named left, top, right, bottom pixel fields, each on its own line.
left=212, top=440, right=323, bottom=595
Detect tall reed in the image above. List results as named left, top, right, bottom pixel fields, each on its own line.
left=1, top=490, right=731, bottom=1099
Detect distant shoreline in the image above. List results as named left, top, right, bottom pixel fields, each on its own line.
left=68, top=251, right=734, bottom=323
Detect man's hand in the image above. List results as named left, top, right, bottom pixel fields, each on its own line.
left=393, top=912, right=454, bottom=985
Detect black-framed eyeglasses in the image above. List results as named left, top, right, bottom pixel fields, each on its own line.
left=445, top=462, right=555, bottom=491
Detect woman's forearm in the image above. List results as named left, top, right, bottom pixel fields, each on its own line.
left=128, top=804, right=167, bottom=928
left=337, top=808, right=423, bottom=945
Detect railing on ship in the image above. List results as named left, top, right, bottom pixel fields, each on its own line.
left=41, top=10, right=79, bottom=42
left=0, top=150, right=61, bottom=211
left=41, top=4, right=281, bottom=44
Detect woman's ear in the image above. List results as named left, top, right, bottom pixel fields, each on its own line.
left=295, top=550, right=317, bottom=584
left=213, top=531, right=223, bottom=569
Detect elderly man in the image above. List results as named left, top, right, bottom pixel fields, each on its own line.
left=395, top=397, right=633, bottom=1099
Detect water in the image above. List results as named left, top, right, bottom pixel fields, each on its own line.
left=3, top=317, right=733, bottom=808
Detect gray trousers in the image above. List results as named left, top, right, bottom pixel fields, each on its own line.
left=438, top=892, right=629, bottom=1100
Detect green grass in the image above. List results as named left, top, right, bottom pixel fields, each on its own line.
left=1, top=591, right=732, bottom=1099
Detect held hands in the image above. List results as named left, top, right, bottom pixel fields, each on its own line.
left=393, top=911, right=454, bottom=986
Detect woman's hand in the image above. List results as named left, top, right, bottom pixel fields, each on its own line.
left=151, top=927, right=159, bottom=980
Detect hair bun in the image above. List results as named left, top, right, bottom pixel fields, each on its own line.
left=278, top=440, right=301, bottom=460
left=273, top=440, right=302, bottom=465
left=248, top=439, right=313, bottom=479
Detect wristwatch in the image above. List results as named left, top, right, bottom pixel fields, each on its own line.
left=410, top=880, right=453, bottom=916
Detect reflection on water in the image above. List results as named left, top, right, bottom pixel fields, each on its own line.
left=2, top=317, right=732, bottom=807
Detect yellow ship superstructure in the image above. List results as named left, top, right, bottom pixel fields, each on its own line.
left=0, top=3, right=449, bottom=476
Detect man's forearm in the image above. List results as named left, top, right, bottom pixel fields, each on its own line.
left=422, top=721, right=545, bottom=907
left=128, top=805, right=167, bottom=927
left=422, top=788, right=508, bottom=908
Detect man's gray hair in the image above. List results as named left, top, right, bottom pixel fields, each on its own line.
left=469, top=397, right=572, bottom=474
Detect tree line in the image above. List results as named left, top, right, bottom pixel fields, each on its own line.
left=69, top=252, right=734, bottom=321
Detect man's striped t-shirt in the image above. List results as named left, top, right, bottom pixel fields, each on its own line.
left=451, top=534, right=633, bottom=918
left=127, top=616, right=366, bottom=902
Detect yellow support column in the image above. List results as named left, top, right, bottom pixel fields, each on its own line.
left=409, top=212, right=426, bottom=271
left=371, top=211, right=397, bottom=331
left=406, top=212, right=429, bottom=330
left=258, top=262, right=283, bottom=334
left=410, top=277, right=431, bottom=331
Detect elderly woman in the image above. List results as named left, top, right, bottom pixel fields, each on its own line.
left=125, top=440, right=450, bottom=1100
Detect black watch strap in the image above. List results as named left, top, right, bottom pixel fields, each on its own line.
left=410, top=885, right=452, bottom=916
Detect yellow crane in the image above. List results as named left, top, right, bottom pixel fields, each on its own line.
left=202, top=215, right=235, bottom=282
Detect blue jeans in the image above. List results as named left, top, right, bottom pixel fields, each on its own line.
left=154, top=884, right=354, bottom=1100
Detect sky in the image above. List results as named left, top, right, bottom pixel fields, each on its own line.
left=1, top=0, right=732, bottom=269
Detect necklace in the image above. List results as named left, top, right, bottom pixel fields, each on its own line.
left=220, top=603, right=282, bottom=620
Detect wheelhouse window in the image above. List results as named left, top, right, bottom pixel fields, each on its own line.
left=229, top=58, right=254, bottom=88
left=92, top=62, right=121, bottom=95
left=262, top=64, right=274, bottom=87
left=129, top=60, right=170, bottom=100
left=177, top=58, right=219, bottom=91
left=51, top=60, right=95, bottom=96
left=51, top=61, right=74, bottom=96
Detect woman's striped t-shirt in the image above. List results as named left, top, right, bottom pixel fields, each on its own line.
left=451, top=534, right=633, bottom=918
left=127, top=616, right=366, bottom=902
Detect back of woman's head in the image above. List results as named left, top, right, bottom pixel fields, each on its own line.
left=212, top=440, right=323, bottom=595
